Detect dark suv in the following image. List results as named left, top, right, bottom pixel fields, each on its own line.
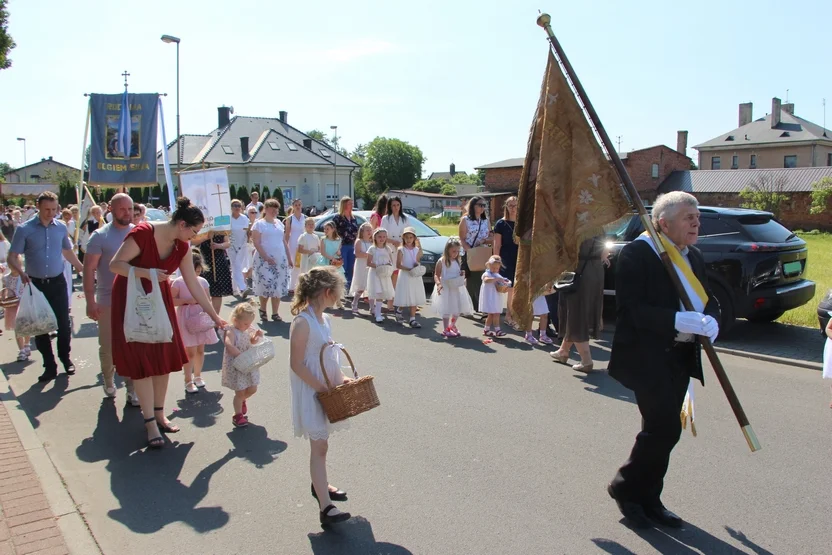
left=603, top=206, right=816, bottom=331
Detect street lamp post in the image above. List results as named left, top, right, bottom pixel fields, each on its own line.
left=161, top=34, right=181, bottom=194
left=330, top=125, right=338, bottom=201
left=16, top=137, right=26, bottom=183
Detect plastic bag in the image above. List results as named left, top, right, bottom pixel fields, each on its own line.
left=124, top=268, right=173, bottom=343
left=15, top=283, right=58, bottom=337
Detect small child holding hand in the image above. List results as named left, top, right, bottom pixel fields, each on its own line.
left=222, top=302, right=264, bottom=427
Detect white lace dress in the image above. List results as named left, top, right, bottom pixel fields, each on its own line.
left=349, top=240, right=372, bottom=294
left=366, top=245, right=395, bottom=301
left=290, top=311, right=349, bottom=440
left=430, top=259, right=474, bottom=316
left=222, top=327, right=261, bottom=391
left=394, top=246, right=426, bottom=307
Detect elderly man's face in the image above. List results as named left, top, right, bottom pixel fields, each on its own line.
left=660, top=204, right=700, bottom=248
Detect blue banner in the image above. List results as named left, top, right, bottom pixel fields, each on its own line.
left=88, top=93, right=159, bottom=186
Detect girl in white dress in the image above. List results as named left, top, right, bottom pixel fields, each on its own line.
left=393, top=227, right=426, bottom=328
left=222, top=302, right=264, bottom=428
left=431, top=237, right=474, bottom=337
left=349, top=223, right=373, bottom=313
left=297, top=218, right=321, bottom=274
left=366, top=228, right=395, bottom=323
left=479, top=255, right=511, bottom=337
left=524, top=289, right=555, bottom=346
left=284, top=201, right=306, bottom=293
left=289, top=267, right=352, bottom=525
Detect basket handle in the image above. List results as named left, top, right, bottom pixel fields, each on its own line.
left=318, top=342, right=358, bottom=392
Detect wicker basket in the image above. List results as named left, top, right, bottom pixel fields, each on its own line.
left=0, top=288, right=19, bottom=309
left=375, top=265, right=394, bottom=279
left=495, top=282, right=511, bottom=293
left=316, top=343, right=379, bottom=423
left=443, top=276, right=464, bottom=289
left=233, top=338, right=275, bottom=374
left=409, top=265, right=426, bottom=278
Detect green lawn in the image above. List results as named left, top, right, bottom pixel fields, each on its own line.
left=433, top=224, right=458, bottom=237
left=777, top=233, right=830, bottom=329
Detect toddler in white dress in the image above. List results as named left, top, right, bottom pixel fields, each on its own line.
left=222, top=302, right=264, bottom=428
left=525, top=289, right=555, bottom=345
left=431, top=237, right=473, bottom=337
left=289, top=267, right=352, bottom=525
left=479, top=255, right=511, bottom=337
left=297, top=218, right=321, bottom=273
left=393, top=227, right=427, bottom=328
left=366, top=228, right=395, bottom=323
left=349, top=223, right=373, bottom=312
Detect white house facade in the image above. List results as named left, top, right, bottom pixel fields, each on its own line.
left=157, top=108, right=359, bottom=211
left=388, top=189, right=461, bottom=215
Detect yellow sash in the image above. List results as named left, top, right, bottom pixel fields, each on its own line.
left=642, top=232, right=709, bottom=308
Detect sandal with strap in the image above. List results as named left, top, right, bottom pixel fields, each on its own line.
left=319, top=504, right=351, bottom=525
left=311, top=483, right=348, bottom=502
left=259, top=309, right=268, bottom=320
left=144, top=417, right=164, bottom=449
left=493, top=329, right=507, bottom=337
left=271, top=314, right=283, bottom=322
left=409, top=319, right=422, bottom=329
left=154, top=408, right=180, bottom=433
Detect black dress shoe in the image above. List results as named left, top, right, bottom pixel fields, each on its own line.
left=63, top=362, right=76, bottom=376
left=319, top=504, right=351, bottom=525
left=38, top=370, right=57, bottom=383
left=311, top=483, right=347, bottom=502
left=644, top=504, right=683, bottom=528
left=607, top=484, right=652, bottom=529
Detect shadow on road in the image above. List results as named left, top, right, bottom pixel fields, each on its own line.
left=14, top=374, right=98, bottom=428
left=574, top=371, right=635, bottom=404
left=226, top=424, right=287, bottom=468
left=717, top=321, right=822, bottom=366
left=171, top=389, right=225, bottom=428
left=76, top=399, right=232, bottom=534
left=308, top=516, right=413, bottom=554
left=593, top=519, right=774, bottom=554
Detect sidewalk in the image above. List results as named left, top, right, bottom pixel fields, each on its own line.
left=0, top=370, right=99, bottom=555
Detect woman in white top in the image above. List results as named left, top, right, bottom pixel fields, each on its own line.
left=458, top=196, right=492, bottom=311
left=228, top=200, right=251, bottom=297
left=283, top=198, right=306, bottom=293
left=251, top=199, right=293, bottom=321
left=380, top=196, right=409, bottom=313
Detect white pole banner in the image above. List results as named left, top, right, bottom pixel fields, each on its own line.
left=179, top=167, right=232, bottom=232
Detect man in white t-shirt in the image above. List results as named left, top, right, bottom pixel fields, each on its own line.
left=245, top=191, right=264, bottom=213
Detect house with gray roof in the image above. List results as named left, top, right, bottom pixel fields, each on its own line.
left=157, top=107, right=359, bottom=210
left=694, top=97, right=832, bottom=172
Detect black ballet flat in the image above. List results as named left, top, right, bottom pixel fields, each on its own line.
left=319, top=504, right=351, bottom=525
left=312, top=483, right=348, bottom=502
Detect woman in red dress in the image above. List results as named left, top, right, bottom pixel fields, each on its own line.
left=110, top=197, right=227, bottom=449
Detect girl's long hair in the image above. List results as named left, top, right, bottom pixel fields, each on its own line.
left=442, top=236, right=462, bottom=267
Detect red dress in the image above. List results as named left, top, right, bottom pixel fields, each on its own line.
left=111, top=223, right=190, bottom=379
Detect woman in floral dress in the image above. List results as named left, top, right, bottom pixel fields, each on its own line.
left=251, top=199, right=293, bottom=321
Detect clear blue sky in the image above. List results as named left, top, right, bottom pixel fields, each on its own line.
left=2, top=0, right=831, bottom=176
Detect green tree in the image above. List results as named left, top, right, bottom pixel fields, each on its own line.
left=306, top=129, right=332, bottom=146
left=441, top=183, right=457, bottom=196
left=450, top=172, right=481, bottom=186
left=262, top=186, right=271, bottom=201
left=0, top=161, right=11, bottom=180
left=412, top=178, right=445, bottom=194
left=274, top=188, right=285, bottom=216
left=363, top=137, right=425, bottom=195
left=739, top=175, right=788, bottom=218
left=42, top=169, right=81, bottom=207
left=810, top=176, right=832, bottom=215
left=0, top=0, right=15, bottom=70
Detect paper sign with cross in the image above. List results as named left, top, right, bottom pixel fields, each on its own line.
left=179, top=167, right=232, bottom=231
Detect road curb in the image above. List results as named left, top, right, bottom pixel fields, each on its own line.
left=712, top=346, right=822, bottom=371
left=0, top=369, right=102, bottom=555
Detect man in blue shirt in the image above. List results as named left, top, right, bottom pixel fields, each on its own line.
left=8, top=192, right=83, bottom=383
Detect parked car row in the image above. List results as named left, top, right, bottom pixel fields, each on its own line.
left=602, top=206, right=817, bottom=331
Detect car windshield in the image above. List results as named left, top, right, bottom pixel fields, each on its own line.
left=604, top=213, right=636, bottom=240
left=736, top=215, right=796, bottom=243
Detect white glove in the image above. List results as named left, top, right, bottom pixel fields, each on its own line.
left=675, top=311, right=707, bottom=335
left=701, top=315, right=719, bottom=343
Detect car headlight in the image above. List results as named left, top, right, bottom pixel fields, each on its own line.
left=421, top=253, right=436, bottom=263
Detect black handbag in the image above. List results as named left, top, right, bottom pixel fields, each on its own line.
left=555, top=259, right=588, bottom=295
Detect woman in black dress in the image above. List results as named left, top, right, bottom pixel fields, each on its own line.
left=492, top=196, right=519, bottom=328
left=194, top=231, right=233, bottom=313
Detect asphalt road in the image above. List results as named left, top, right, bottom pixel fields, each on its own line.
left=1, top=293, right=830, bottom=555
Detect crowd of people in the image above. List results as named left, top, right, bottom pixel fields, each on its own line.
left=2, top=187, right=773, bottom=529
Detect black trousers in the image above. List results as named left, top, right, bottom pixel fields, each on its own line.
left=611, top=344, right=692, bottom=506
left=545, top=291, right=559, bottom=331
left=460, top=254, right=483, bottom=311
left=31, top=274, right=71, bottom=372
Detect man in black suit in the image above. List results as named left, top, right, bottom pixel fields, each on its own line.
left=607, top=191, right=719, bottom=529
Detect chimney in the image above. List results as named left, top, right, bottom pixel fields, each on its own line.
left=450, top=163, right=456, bottom=177
left=676, top=131, right=688, bottom=156
left=771, top=97, right=782, bottom=128
left=279, top=111, right=288, bottom=124
left=218, top=106, right=231, bottom=129
left=240, top=136, right=250, bottom=160
left=782, top=102, right=795, bottom=115
left=302, top=138, right=312, bottom=150
left=738, top=102, right=753, bottom=127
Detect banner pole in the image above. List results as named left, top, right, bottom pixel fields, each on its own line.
left=74, top=101, right=92, bottom=247
left=158, top=98, right=177, bottom=209
left=536, top=13, right=760, bottom=453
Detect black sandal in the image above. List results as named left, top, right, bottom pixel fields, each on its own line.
left=271, top=314, right=282, bottom=322
left=311, top=483, right=348, bottom=502
left=409, top=319, right=422, bottom=329
left=259, top=309, right=268, bottom=320
left=154, top=407, right=180, bottom=433
left=319, top=504, right=351, bottom=525
left=144, top=417, right=164, bottom=449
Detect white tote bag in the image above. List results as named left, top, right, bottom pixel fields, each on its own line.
left=123, top=268, right=174, bottom=344
left=15, top=283, right=58, bottom=337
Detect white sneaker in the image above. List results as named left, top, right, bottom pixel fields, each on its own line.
left=103, top=383, right=117, bottom=398
left=185, top=381, right=199, bottom=394
left=23, top=346, right=31, bottom=357
left=16, top=350, right=27, bottom=362
left=194, top=376, right=206, bottom=388
left=375, top=316, right=383, bottom=323
left=126, top=391, right=141, bottom=407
